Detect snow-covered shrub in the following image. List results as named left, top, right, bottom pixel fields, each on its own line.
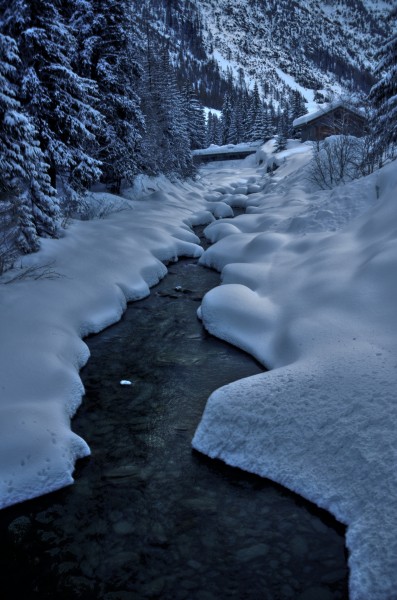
left=78, top=196, right=131, bottom=221
left=58, top=192, right=132, bottom=223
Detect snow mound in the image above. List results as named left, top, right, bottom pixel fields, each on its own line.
left=194, top=151, right=397, bottom=600
left=0, top=177, right=212, bottom=509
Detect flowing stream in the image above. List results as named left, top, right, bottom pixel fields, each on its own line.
left=0, top=225, right=348, bottom=599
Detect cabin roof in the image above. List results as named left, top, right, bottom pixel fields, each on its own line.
left=293, top=101, right=365, bottom=129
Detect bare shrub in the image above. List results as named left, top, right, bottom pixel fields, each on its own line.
left=3, top=260, right=64, bottom=284
left=79, top=195, right=132, bottom=221
left=308, top=135, right=365, bottom=189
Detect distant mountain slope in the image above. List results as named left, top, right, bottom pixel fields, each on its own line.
left=198, top=0, right=393, bottom=95
left=132, top=0, right=394, bottom=108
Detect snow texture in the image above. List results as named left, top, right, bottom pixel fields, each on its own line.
left=0, top=176, right=216, bottom=509
left=293, top=100, right=365, bottom=128
left=192, top=142, right=261, bottom=156
left=2, top=138, right=397, bottom=599
left=193, top=142, right=397, bottom=600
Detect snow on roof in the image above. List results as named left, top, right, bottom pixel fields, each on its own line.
left=192, top=142, right=262, bottom=156
left=293, top=100, right=365, bottom=128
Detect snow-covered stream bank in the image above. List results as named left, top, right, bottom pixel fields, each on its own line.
left=0, top=228, right=348, bottom=598
left=1, top=140, right=397, bottom=598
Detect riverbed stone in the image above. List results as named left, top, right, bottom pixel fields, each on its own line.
left=113, top=520, right=135, bottom=535
left=8, top=516, right=32, bottom=544
left=290, top=534, right=309, bottom=557
left=298, top=586, right=334, bottom=600
left=235, top=542, right=270, bottom=562
left=140, top=576, right=166, bottom=596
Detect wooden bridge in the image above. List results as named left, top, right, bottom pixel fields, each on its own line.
left=192, top=143, right=261, bottom=165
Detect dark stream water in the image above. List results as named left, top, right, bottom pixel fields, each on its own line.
left=0, top=226, right=349, bottom=599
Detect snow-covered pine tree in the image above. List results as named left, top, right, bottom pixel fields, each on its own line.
left=228, top=92, right=249, bottom=144
left=66, top=0, right=99, bottom=81
left=206, top=111, right=222, bottom=146
left=139, top=43, right=162, bottom=176
left=71, top=0, right=145, bottom=193
left=369, top=8, right=397, bottom=160
left=250, top=105, right=266, bottom=142
left=221, top=93, right=233, bottom=144
left=291, top=90, right=307, bottom=120
left=274, top=109, right=289, bottom=153
left=282, top=100, right=294, bottom=138
left=140, top=44, right=193, bottom=178
left=263, top=107, right=274, bottom=140
left=206, top=112, right=214, bottom=146
left=248, top=82, right=262, bottom=140
left=183, top=84, right=206, bottom=150
left=240, top=91, right=252, bottom=141
left=158, top=50, right=194, bottom=177
left=0, top=33, right=58, bottom=264
left=268, top=99, right=278, bottom=136
left=1, top=0, right=102, bottom=207
left=291, top=90, right=308, bottom=138
left=227, top=101, right=241, bottom=144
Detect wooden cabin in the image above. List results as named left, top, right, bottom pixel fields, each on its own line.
left=293, top=102, right=367, bottom=142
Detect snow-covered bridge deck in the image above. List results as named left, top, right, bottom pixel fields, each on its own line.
left=192, top=142, right=261, bottom=164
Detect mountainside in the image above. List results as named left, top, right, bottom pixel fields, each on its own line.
left=133, top=0, right=394, bottom=108
left=199, top=0, right=393, bottom=93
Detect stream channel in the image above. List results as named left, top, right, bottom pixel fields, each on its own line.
left=0, top=223, right=349, bottom=599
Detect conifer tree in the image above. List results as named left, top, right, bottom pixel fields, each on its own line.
left=241, top=91, right=252, bottom=140
left=263, top=108, right=274, bottom=140
left=248, top=82, right=262, bottom=139
left=1, top=0, right=102, bottom=205
left=250, top=106, right=266, bottom=142
left=221, top=93, right=233, bottom=144
left=228, top=100, right=242, bottom=144
left=206, top=112, right=222, bottom=146
left=183, top=84, right=206, bottom=150
left=369, top=10, right=397, bottom=159
left=0, top=33, right=58, bottom=260
left=206, top=111, right=214, bottom=146
left=274, top=109, right=288, bottom=152
left=71, top=0, right=145, bottom=193
left=227, top=111, right=239, bottom=145
left=140, top=44, right=193, bottom=178
left=291, top=90, right=308, bottom=122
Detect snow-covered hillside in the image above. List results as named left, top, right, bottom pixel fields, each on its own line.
left=197, top=0, right=392, bottom=96
left=132, top=0, right=392, bottom=110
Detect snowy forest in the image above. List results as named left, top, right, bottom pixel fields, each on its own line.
left=1, top=0, right=394, bottom=277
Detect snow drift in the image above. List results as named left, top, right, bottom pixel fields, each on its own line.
left=193, top=144, right=397, bottom=600
left=1, top=137, right=397, bottom=599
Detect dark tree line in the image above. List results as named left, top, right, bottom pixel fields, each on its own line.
left=207, top=82, right=307, bottom=151
left=0, top=0, right=206, bottom=269
left=369, top=7, right=397, bottom=162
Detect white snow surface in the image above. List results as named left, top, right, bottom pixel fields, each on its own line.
left=193, top=142, right=397, bottom=600
left=192, top=142, right=261, bottom=156
left=0, top=176, right=216, bottom=510
left=293, top=99, right=366, bottom=128
left=2, top=140, right=397, bottom=599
